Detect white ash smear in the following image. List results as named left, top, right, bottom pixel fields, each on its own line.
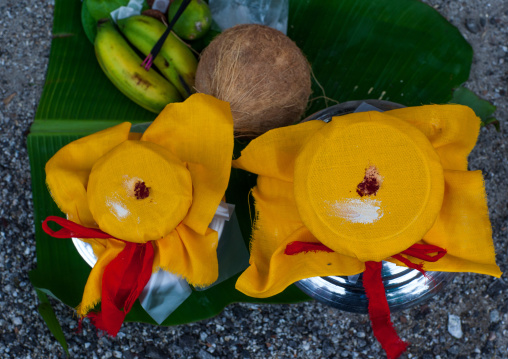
left=327, top=198, right=383, bottom=224
left=122, top=175, right=143, bottom=197
left=106, top=196, right=131, bottom=220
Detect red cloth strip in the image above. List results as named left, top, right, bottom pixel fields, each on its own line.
left=283, top=241, right=446, bottom=359
left=363, top=261, right=409, bottom=359
left=284, top=241, right=446, bottom=262
left=88, top=241, right=154, bottom=337
left=400, top=243, right=447, bottom=262
left=42, top=216, right=155, bottom=337
left=42, top=216, right=115, bottom=239
left=284, top=241, right=334, bottom=255
left=391, top=254, right=425, bottom=274
left=392, top=244, right=447, bottom=277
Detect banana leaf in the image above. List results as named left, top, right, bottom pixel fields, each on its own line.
left=35, top=289, right=69, bottom=356
left=451, top=86, right=500, bottom=129
left=289, top=0, right=471, bottom=115
left=29, top=0, right=474, bottom=325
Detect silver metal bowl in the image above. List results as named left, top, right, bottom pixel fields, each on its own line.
left=295, top=100, right=455, bottom=313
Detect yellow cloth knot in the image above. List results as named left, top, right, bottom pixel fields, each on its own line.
left=45, top=94, right=234, bottom=316
left=233, top=104, right=502, bottom=298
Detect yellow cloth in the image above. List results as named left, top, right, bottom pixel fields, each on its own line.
left=294, top=112, right=445, bottom=261
left=45, top=94, right=234, bottom=316
left=233, top=104, right=502, bottom=298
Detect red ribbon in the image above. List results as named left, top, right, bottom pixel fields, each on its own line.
left=285, top=241, right=334, bottom=255
left=87, top=241, right=154, bottom=336
left=391, top=243, right=447, bottom=279
left=42, top=216, right=154, bottom=337
left=285, top=241, right=447, bottom=359
left=363, top=261, right=409, bottom=358
left=399, top=243, right=447, bottom=262
left=43, top=216, right=114, bottom=239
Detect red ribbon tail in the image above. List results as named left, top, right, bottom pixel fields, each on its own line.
left=88, top=241, right=154, bottom=337
left=42, top=216, right=156, bottom=336
left=284, top=241, right=334, bottom=255
left=87, top=309, right=122, bottom=337
left=392, top=243, right=447, bottom=284
left=75, top=317, right=84, bottom=335
left=401, top=243, right=447, bottom=262
left=42, top=216, right=114, bottom=239
left=363, top=261, right=409, bottom=359
left=392, top=254, right=426, bottom=276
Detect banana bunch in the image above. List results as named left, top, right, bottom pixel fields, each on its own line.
left=118, top=15, right=198, bottom=99
left=94, top=16, right=198, bottom=114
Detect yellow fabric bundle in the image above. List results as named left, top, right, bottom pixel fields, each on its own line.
left=233, top=105, right=501, bottom=298
left=45, top=94, right=234, bottom=316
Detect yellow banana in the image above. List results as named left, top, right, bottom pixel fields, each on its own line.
left=95, top=20, right=182, bottom=113
left=117, top=15, right=198, bottom=98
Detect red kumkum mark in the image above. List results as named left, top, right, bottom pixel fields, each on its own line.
left=357, top=165, right=383, bottom=197
left=134, top=181, right=150, bottom=200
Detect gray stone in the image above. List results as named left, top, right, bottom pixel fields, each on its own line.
left=448, top=344, right=460, bottom=355
left=465, top=18, right=481, bottom=33
left=200, top=331, right=208, bottom=341
left=448, top=314, right=463, bottom=339
left=490, top=310, right=500, bottom=323
left=197, top=350, right=215, bottom=359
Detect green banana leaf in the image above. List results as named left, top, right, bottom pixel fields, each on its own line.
left=30, top=0, right=475, bottom=326
left=35, top=289, right=69, bottom=356
left=289, top=1, right=472, bottom=114
left=81, top=1, right=98, bottom=44
left=451, top=86, right=500, bottom=130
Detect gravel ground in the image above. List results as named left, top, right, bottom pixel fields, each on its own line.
left=1, top=0, right=507, bottom=358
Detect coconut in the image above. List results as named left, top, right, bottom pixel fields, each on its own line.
left=195, top=24, right=312, bottom=137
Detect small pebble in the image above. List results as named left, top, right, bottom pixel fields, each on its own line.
left=490, top=310, right=500, bottom=323
left=197, top=350, right=215, bottom=359
left=447, top=344, right=460, bottom=355
left=448, top=314, right=463, bottom=339
left=465, top=18, right=481, bottom=33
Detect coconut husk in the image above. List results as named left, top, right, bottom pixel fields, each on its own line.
left=195, top=24, right=312, bottom=137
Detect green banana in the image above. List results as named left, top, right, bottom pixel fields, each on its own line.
left=95, top=20, right=182, bottom=113
left=117, top=15, right=198, bottom=98
left=168, top=0, right=212, bottom=41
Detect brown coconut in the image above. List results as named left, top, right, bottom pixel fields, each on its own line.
left=195, top=24, right=312, bottom=137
